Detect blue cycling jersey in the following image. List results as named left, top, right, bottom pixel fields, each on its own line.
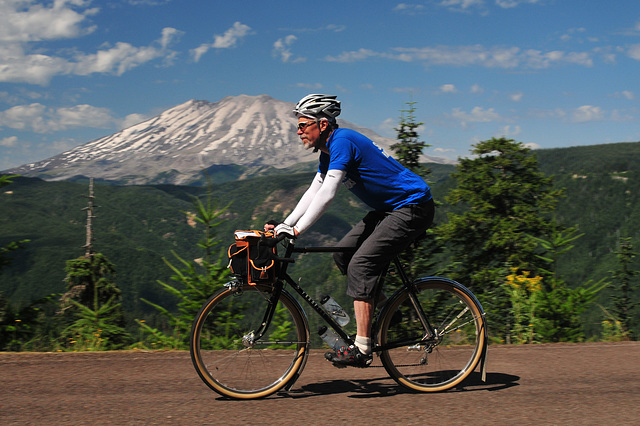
left=318, top=128, right=432, bottom=211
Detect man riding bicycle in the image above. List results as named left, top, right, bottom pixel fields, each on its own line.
left=268, top=94, right=434, bottom=367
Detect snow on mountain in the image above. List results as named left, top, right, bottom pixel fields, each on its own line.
left=6, top=95, right=448, bottom=185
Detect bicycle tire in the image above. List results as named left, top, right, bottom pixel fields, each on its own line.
left=378, top=277, right=486, bottom=392
left=190, top=282, right=309, bottom=399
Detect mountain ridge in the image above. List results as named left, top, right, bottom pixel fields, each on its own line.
left=5, top=95, right=452, bottom=185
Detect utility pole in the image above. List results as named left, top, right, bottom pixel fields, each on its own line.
left=82, top=178, right=96, bottom=258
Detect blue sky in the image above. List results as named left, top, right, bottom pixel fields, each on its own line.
left=1, top=0, right=639, bottom=170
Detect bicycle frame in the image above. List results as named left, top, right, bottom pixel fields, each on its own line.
left=251, top=237, right=439, bottom=351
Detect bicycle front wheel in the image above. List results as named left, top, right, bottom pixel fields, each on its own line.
left=378, top=278, right=486, bottom=392
left=190, top=282, right=309, bottom=399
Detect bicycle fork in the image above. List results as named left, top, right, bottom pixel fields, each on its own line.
left=240, top=282, right=285, bottom=348
left=393, top=257, right=438, bottom=344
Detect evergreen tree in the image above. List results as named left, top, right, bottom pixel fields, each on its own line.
left=391, top=101, right=430, bottom=176
left=59, top=253, right=129, bottom=349
left=58, top=180, right=128, bottom=350
left=438, top=138, right=562, bottom=340
left=610, top=237, right=638, bottom=339
left=0, top=293, right=58, bottom=351
left=0, top=175, right=29, bottom=272
left=528, top=225, right=608, bottom=342
left=389, top=101, right=440, bottom=284
left=0, top=174, right=43, bottom=351
left=135, top=192, right=230, bottom=349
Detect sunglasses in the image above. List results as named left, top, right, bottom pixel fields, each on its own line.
left=297, top=121, right=317, bottom=131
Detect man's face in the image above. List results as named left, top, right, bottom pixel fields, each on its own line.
left=297, top=117, right=327, bottom=151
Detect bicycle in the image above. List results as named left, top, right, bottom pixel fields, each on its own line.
left=190, top=234, right=488, bottom=399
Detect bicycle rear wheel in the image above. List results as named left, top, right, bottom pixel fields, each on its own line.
left=378, top=277, right=486, bottom=392
left=190, top=282, right=309, bottom=399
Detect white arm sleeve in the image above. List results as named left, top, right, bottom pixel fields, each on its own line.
left=283, top=172, right=325, bottom=226
left=291, top=169, right=345, bottom=234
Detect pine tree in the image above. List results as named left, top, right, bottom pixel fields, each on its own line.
left=389, top=101, right=439, bottom=285
left=58, top=180, right=129, bottom=350
left=136, top=191, right=231, bottom=349
left=610, top=237, right=638, bottom=339
left=391, top=101, right=430, bottom=176
left=528, top=224, right=608, bottom=342
left=0, top=175, right=29, bottom=272
left=438, top=138, right=562, bottom=341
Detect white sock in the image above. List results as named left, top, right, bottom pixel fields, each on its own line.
left=354, top=335, right=372, bottom=355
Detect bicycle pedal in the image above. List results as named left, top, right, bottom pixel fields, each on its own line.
left=331, top=362, right=348, bottom=369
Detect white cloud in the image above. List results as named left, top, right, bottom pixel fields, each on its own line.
left=440, top=84, right=457, bottom=93
left=497, top=124, right=522, bottom=137
left=392, top=45, right=520, bottom=67
left=439, top=0, right=484, bottom=11
left=325, top=48, right=379, bottom=63
left=122, top=113, right=149, bottom=129
left=273, top=35, right=306, bottom=63
left=0, top=103, right=116, bottom=133
left=326, top=44, right=596, bottom=70
left=0, top=103, right=48, bottom=132
left=191, top=44, right=210, bottom=63
left=160, top=27, right=183, bottom=50
left=571, top=105, right=605, bottom=123
left=523, top=49, right=593, bottom=68
left=57, top=104, right=114, bottom=128
left=621, top=91, right=635, bottom=100
left=470, top=84, right=484, bottom=94
left=377, top=117, right=398, bottom=137
left=496, top=0, right=542, bottom=7
left=191, top=22, right=252, bottom=62
left=628, top=44, right=640, bottom=60
left=393, top=3, right=427, bottom=14
left=280, top=24, right=346, bottom=33
left=610, top=109, right=635, bottom=123
left=447, top=106, right=502, bottom=128
left=611, top=90, right=635, bottom=100
left=296, top=82, right=323, bottom=90
left=73, top=42, right=163, bottom=76
left=509, top=91, right=524, bottom=102
left=0, top=0, right=98, bottom=43
left=212, top=22, right=252, bottom=49
left=0, top=27, right=182, bottom=85
left=0, top=136, right=18, bottom=147
left=524, top=142, right=541, bottom=150
left=434, top=147, right=456, bottom=153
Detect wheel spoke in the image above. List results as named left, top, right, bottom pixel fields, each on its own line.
left=190, top=284, right=309, bottom=399
left=378, top=279, right=486, bottom=392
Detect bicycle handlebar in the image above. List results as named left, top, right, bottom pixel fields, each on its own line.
left=260, top=233, right=296, bottom=263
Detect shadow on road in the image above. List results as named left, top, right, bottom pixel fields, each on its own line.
left=265, top=371, right=520, bottom=399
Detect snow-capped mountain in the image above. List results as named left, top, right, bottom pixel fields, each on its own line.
left=6, top=95, right=447, bottom=185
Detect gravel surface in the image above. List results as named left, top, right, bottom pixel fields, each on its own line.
left=1, top=342, right=639, bottom=425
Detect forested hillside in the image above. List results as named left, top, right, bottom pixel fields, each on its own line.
left=1, top=142, right=639, bottom=338
left=535, top=143, right=640, bottom=334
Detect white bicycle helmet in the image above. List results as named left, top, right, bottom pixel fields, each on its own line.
left=293, top=94, right=341, bottom=120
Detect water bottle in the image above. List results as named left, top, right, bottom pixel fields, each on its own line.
left=320, top=295, right=350, bottom=327
left=318, top=325, right=346, bottom=351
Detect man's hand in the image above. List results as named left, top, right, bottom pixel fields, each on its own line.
left=264, top=220, right=281, bottom=233
left=274, top=223, right=299, bottom=238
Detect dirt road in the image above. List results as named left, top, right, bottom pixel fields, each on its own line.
left=1, top=342, right=639, bottom=425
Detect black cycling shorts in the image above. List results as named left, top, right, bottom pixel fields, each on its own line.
left=333, top=198, right=435, bottom=300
